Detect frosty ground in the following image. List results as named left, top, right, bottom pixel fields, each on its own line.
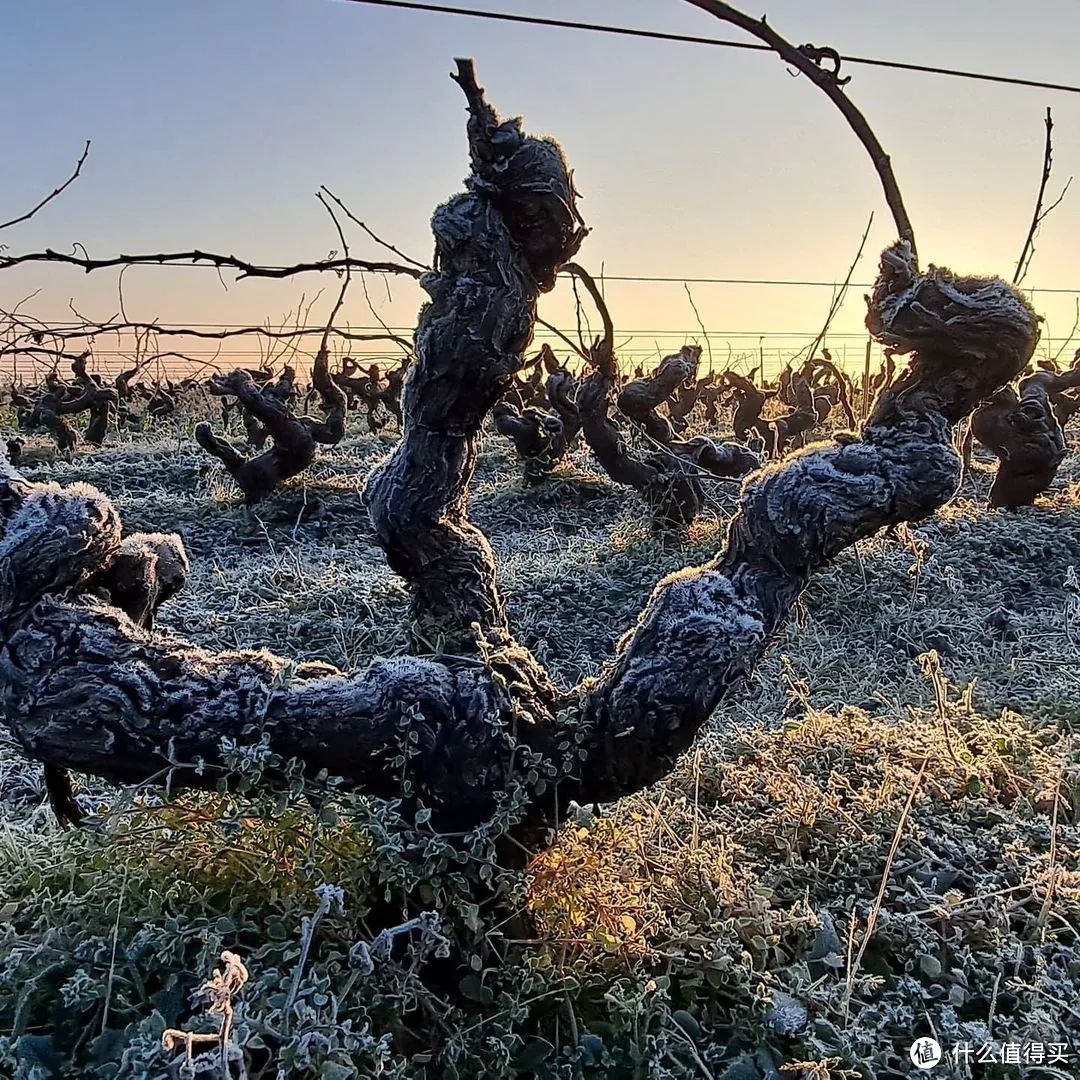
left=1, top=422, right=1077, bottom=1078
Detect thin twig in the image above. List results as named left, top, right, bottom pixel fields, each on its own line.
left=8, top=317, right=409, bottom=348
left=319, top=186, right=431, bottom=270
left=1015, top=107, right=1072, bottom=286
left=100, top=862, right=130, bottom=1035
left=799, top=213, right=874, bottom=365
left=684, top=1, right=917, bottom=263
left=314, top=192, right=355, bottom=357
left=561, top=263, right=615, bottom=374
left=1050, top=299, right=1080, bottom=364
left=0, top=140, right=91, bottom=232
left=536, top=315, right=590, bottom=364
left=842, top=756, right=928, bottom=1023
left=684, top=283, right=713, bottom=372
left=1035, top=753, right=1068, bottom=941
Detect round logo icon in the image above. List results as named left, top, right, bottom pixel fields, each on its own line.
left=910, top=1037, right=943, bottom=1070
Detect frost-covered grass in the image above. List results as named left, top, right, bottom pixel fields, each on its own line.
left=1, top=417, right=1078, bottom=1078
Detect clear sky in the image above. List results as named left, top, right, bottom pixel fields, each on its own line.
left=3, top=0, right=1079, bottom=377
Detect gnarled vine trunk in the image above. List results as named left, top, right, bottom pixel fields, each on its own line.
left=492, top=348, right=581, bottom=484
left=194, top=352, right=345, bottom=503
left=970, top=368, right=1078, bottom=507
left=568, top=272, right=758, bottom=527
left=0, top=63, right=1039, bottom=845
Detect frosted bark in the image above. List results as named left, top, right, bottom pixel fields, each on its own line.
left=365, top=59, right=585, bottom=641
left=971, top=368, right=1078, bottom=507
left=194, top=352, right=345, bottom=503
left=0, top=76, right=1039, bottom=841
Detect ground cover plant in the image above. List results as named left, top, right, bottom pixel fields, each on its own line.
left=2, top=3, right=1079, bottom=1077
left=0, top=429, right=1077, bottom=1078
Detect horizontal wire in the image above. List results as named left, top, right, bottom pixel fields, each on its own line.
left=335, top=0, right=1080, bottom=95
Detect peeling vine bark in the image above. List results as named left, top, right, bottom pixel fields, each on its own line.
left=725, top=369, right=776, bottom=453
left=804, top=355, right=857, bottom=428
left=22, top=365, right=117, bottom=452
left=25, top=389, right=79, bottom=452
left=668, top=375, right=708, bottom=432
left=618, top=349, right=698, bottom=443
left=335, top=359, right=407, bottom=433
left=0, top=65, right=1039, bottom=843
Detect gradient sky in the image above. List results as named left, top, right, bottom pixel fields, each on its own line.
left=3, top=0, right=1079, bottom=376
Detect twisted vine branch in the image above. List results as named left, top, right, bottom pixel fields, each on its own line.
left=0, top=60, right=1039, bottom=845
